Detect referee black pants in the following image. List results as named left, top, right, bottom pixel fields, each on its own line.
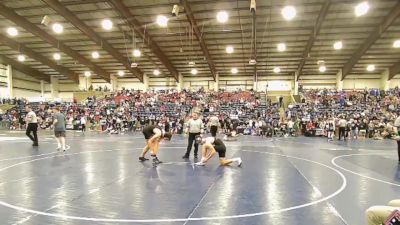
left=339, top=127, right=346, bottom=141
left=210, top=126, right=218, bottom=137
left=26, top=123, right=38, bottom=144
left=185, top=132, right=200, bottom=157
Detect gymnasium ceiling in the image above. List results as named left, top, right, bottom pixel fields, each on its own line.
left=0, top=0, right=399, bottom=84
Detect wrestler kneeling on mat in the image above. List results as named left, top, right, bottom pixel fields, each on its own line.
left=223, top=130, right=239, bottom=141
left=194, top=135, right=242, bottom=167
left=139, top=125, right=172, bottom=164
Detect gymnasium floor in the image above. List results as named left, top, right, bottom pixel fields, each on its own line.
left=0, top=131, right=399, bottom=225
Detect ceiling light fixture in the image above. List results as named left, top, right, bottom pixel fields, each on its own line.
left=52, top=23, right=63, bottom=34
left=277, top=43, right=286, bottom=52
left=6, top=27, right=18, bottom=36
left=216, top=11, right=229, bottom=23
left=156, top=15, right=168, bottom=27
left=91, top=51, right=100, bottom=59
left=366, top=64, right=375, bottom=72
left=226, top=46, right=234, bottom=54
left=231, top=68, right=238, bottom=74
left=319, top=66, right=327, bottom=73
left=282, top=6, right=296, bottom=21
left=153, top=69, right=160, bottom=76
left=17, top=55, right=25, bottom=62
left=101, top=19, right=113, bottom=30
left=355, top=1, right=369, bottom=17
left=273, top=67, right=281, bottom=73
left=188, top=61, right=195, bottom=66
left=132, top=49, right=141, bottom=57
left=333, top=41, right=343, bottom=50
left=84, top=71, right=91, bottom=77
left=393, top=39, right=400, bottom=48
left=191, top=68, right=198, bottom=75
left=53, top=53, right=61, bottom=60
left=117, top=70, right=124, bottom=76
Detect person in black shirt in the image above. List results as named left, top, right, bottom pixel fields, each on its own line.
left=139, top=125, right=172, bottom=164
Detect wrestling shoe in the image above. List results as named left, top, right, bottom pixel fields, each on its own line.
left=139, top=157, right=149, bottom=162
left=56, top=147, right=61, bottom=151
left=195, top=162, right=205, bottom=166
left=238, top=158, right=243, bottom=167
left=153, top=157, right=163, bottom=164
left=182, top=154, right=189, bottom=159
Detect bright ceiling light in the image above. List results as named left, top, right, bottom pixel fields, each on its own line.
left=191, top=68, right=198, bottom=75
left=117, top=70, right=124, bottom=76
left=91, top=51, right=100, bottom=59
left=6, top=27, right=18, bottom=36
left=216, top=11, right=229, bottom=23
left=355, top=1, right=369, bottom=17
left=366, top=64, right=375, bottom=72
left=52, top=23, right=63, bottom=34
left=226, top=46, right=234, bottom=54
left=84, top=71, right=91, bottom=77
left=393, top=39, right=400, bottom=48
left=156, top=15, right=168, bottom=27
left=231, top=68, right=238, bottom=74
left=319, top=66, right=326, bottom=73
left=132, top=49, right=141, bottom=57
left=53, top=53, right=61, bottom=60
left=101, top=19, right=113, bottom=30
left=273, top=67, right=281, bottom=73
left=333, top=41, right=343, bottom=50
left=277, top=43, right=286, bottom=52
left=282, top=6, right=296, bottom=21
left=17, top=55, right=25, bottom=62
left=153, top=69, right=160, bottom=76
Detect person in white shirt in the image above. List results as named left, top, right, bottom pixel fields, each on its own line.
left=25, top=105, right=39, bottom=146
left=194, top=136, right=242, bottom=167
left=80, top=116, right=87, bottom=133
left=183, top=113, right=204, bottom=159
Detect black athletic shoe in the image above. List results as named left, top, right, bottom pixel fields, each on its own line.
left=153, top=157, right=162, bottom=164
left=194, top=155, right=198, bottom=159
left=139, top=157, right=149, bottom=162
left=182, top=155, right=189, bottom=159
left=32, top=143, right=39, bottom=147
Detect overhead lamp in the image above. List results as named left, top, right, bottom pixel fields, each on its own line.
left=249, top=59, right=257, bottom=65
left=273, top=67, right=281, bottom=73
left=366, top=64, right=375, bottom=72
left=153, top=69, right=160, bottom=76
left=226, top=46, right=234, bottom=54
left=277, top=43, right=286, bottom=52
left=53, top=53, right=61, bottom=60
left=52, top=23, right=63, bottom=34
left=282, top=6, right=296, bottom=21
left=91, top=51, right=100, bottom=59
left=6, top=27, right=18, bottom=37
left=172, top=5, right=180, bottom=17
left=132, top=49, right=141, bottom=57
left=117, top=70, right=125, bottom=76
left=333, top=41, right=343, bottom=50
left=131, top=62, right=138, bottom=68
left=319, top=66, right=326, bottom=73
left=101, top=19, right=113, bottom=30
left=191, top=68, right=198, bottom=75
left=355, top=1, right=369, bottom=17
left=188, top=61, right=195, bottom=66
left=393, top=39, right=400, bottom=48
left=17, top=55, right=25, bottom=62
left=216, top=11, right=229, bottom=23
left=157, top=15, right=168, bottom=27
left=84, top=71, right=91, bottom=77
left=231, top=68, right=238, bottom=74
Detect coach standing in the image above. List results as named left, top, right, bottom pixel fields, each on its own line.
left=183, top=112, right=204, bottom=159
left=208, top=113, right=219, bottom=137
left=25, top=105, right=38, bottom=146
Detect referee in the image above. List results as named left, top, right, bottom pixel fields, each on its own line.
left=182, top=112, right=204, bottom=159
left=208, top=113, right=219, bottom=137
left=25, top=105, right=39, bottom=147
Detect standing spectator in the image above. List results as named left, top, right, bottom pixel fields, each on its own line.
left=338, top=117, right=347, bottom=141
left=208, top=113, right=219, bottom=137
left=183, top=113, right=204, bottom=159
left=80, top=115, right=87, bottom=133
left=52, top=107, right=67, bottom=151
left=25, top=105, right=39, bottom=147
left=394, top=114, right=400, bottom=162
